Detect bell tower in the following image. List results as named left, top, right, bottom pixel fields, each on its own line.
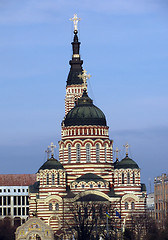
left=65, top=14, right=84, bottom=115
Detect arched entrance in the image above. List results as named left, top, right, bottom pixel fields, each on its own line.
left=15, top=217, right=54, bottom=240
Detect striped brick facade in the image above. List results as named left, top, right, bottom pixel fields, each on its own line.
left=26, top=25, right=147, bottom=239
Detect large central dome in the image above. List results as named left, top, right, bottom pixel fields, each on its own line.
left=64, top=90, right=107, bottom=127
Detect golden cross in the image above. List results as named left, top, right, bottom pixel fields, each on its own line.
left=78, top=69, right=91, bottom=90
left=70, top=14, right=81, bottom=32
left=45, top=146, right=52, bottom=159
left=114, top=147, right=121, bottom=160
left=123, top=143, right=130, bottom=155
left=49, top=142, right=56, bottom=155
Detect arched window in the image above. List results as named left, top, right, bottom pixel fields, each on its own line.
left=49, top=203, right=52, bottom=211
left=46, top=173, right=49, bottom=185
left=56, top=203, right=59, bottom=211
left=112, top=173, right=114, bottom=184
left=86, top=144, right=91, bottom=162
left=104, top=144, right=107, bottom=162
left=57, top=172, right=60, bottom=185
left=96, top=143, right=100, bottom=162
left=76, top=144, right=81, bottom=162
left=131, top=202, right=135, bottom=210
left=52, top=173, right=55, bottom=185
left=127, top=172, right=130, bottom=184
left=125, top=202, right=128, bottom=210
left=122, top=173, right=124, bottom=184
left=68, top=144, right=71, bottom=163
left=133, top=172, right=135, bottom=184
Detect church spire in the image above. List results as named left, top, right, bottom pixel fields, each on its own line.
left=67, top=14, right=83, bottom=86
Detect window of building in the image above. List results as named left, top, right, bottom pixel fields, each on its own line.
left=131, top=202, right=135, bottom=210
left=14, top=189, right=16, bottom=192
left=0, top=189, right=2, bottom=192
left=8, top=189, right=10, bottom=192
left=68, top=144, right=71, bottom=163
left=98, top=184, right=101, bottom=188
left=22, top=189, right=25, bottom=192
left=75, top=185, right=77, bottom=189
left=26, top=196, right=29, bottom=205
left=122, top=173, right=124, bottom=184
left=0, top=208, right=2, bottom=216
left=49, top=203, right=53, bottom=211
left=56, top=203, right=59, bottom=211
left=3, top=197, right=6, bottom=205
left=7, top=208, right=11, bottom=215
left=8, top=196, right=10, bottom=205
left=133, top=172, right=135, bottom=184
left=57, top=172, right=60, bottom=185
left=3, top=208, right=6, bottom=216
left=52, top=173, right=55, bottom=185
left=14, top=207, right=17, bottom=215
left=18, top=208, right=21, bottom=216
left=22, top=196, right=25, bottom=205
left=4, top=189, right=6, bottom=192
left=26, top=207, right=29, bottom=215
left=96, top=143, right=100, bottom=162
left=90, top=184, right=93, bottom=188
left=76, top=144, right=81, bottom=162
left=112, top=173, right=114, bottom=184
left=14, top=196, right=17, bottom=205
left=0, top=196, right=2, bottom=205
left=127, top=172, right=130, bottom=184
left=104, top=144, right=107, bottom=162
left=82, top=184, right=85, bottom=188
left=47, top=173, right=49, bottom=185
left=86, top=144, right=91, bottom=162
left=118, top=174, right=119, bottom=184
left=22, top=208, right=25, bottom=215
left=125, top=202, right=128, bottom=210
left=18, top=189, right=20, bottom=192
left=18, top=196, right=21, bottom=205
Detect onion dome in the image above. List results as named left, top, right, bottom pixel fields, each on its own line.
left=63, top=89, right=107, bottom=127
left=67, top=30, right=84, bottom=86
left=114, top=154, right=139, bottom=169
left=38, top=154, right=64, bottom=172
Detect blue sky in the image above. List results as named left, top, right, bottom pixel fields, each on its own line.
left=0, top=0, right=168, bottom=192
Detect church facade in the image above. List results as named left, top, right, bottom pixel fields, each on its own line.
left=16, top=15, right=146, bottom=240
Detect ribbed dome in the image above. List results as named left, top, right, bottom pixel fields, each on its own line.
left=38, top=155, right=64, bottom=172
left=64, top=90, right=107, bottom=127
left=114, top=154, right=139, bottom=169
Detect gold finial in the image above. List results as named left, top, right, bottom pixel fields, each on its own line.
left=123, top=143, right=130, bottom=156
left=70, top=14, right=81, bottom=32
left=78, top=69, right=91, bottom=90
left=49, top=142, right=56, bottom=155
left=114, top=147, right=121, bottom=160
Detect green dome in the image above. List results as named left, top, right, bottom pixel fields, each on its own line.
left=114, top=154, right=139, bottom=169
left=64, top=90, right=107, bottom=127
left=38, top=155, right=64, bottom=172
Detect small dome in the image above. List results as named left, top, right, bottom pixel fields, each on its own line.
left=114, top=154, right=139, bottom=169
left=38, top=155, right=64, bottom=172
left=64, top=90, right=107, bottom=127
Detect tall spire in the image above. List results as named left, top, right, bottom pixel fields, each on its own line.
left=67, top=14, right=83, bottom=86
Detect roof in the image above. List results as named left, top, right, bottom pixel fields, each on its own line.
left=64, top=90, right=107, bottom=127
left=77, top=194, right=109, bottom=202
left=114, top=154, right=139, bottom=169
left=75, top=173, right=106, bottom=183
left=38, top=155, right=64, bottom=172
left=67, top=30, right=83, bottom=86
left=0, top=174, right=36, bottom=186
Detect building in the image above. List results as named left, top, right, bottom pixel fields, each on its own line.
left=13, top=14, right=146, bottom=240
left=0, top=174, right=36, bottom=226
left=146, top=192, right=154, bottom=218
left=154, top=173, right=168, bottom=227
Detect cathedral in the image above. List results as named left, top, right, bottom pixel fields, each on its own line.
left=15, top=15, right=146, bottom=240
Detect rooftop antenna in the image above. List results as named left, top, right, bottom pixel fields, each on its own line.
left=149, top=178, right=152, bottom=193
